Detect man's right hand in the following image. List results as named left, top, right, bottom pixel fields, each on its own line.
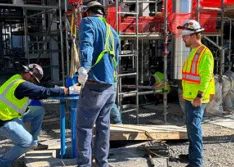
left=78, top=67, right=88, bottom=85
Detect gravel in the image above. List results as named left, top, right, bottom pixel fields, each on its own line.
left=1, top=100, right=234, bottom=167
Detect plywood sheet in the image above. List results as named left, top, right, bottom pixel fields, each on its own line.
left=110, top=124, right=187, bottom=141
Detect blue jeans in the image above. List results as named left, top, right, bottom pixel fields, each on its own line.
left=184, top=100, right=206, bottom=167
left=0, top=105, right=45, bottom=167
left=110, top=103, right=122, bottom=124
left=76, top=84, right=115, bottom=167
left=23, top=105, right=45, bottom=146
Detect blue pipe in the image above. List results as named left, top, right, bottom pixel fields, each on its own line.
left=60, top=100, right=66, bottom=158
left=70, top=99, right=78, bottom=158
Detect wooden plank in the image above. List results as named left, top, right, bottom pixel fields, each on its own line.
left=110, top=124, right=187, bottom=141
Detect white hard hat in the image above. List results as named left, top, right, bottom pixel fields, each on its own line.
left=23, top=64, right=44, bottom=83
left=84, top=1, right=105, bottom=13
left=177, top=20, right=205, bottom=36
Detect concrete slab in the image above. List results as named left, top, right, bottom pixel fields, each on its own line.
left=25, top=139, right=168, bottom=167
left=205, top=114, right=234, bottom=130
left=25, top=139, right=77, bottom=167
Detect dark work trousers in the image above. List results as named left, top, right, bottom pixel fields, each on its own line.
left=76, top=83, right=115, bottom=167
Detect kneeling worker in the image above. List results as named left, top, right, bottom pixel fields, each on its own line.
left=150, top=71, right=170, bottom=104
left=0, top=64, right=78, bottom=167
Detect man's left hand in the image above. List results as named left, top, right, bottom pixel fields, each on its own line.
left=192, top=97, right=202, bottom=107
left=78, top=67, right=88, bottom=85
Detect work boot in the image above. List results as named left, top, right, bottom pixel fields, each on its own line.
left=179, top=154, right=189, bottom=162
left=31, top=143, right=48, bottom=150
left=92, top=162, right=97, bottom=167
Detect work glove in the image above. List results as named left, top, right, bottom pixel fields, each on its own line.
left=69, top=85, right=81, bottom=95
left=78, top=67, right=88, bottom=85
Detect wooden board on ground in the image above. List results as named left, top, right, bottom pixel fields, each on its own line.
left=110, top=124, right=187, bottom=141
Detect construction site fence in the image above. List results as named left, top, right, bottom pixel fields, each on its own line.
left=163, top=0, right=234, bottom=13
left=106, top=6, right=218, bottom=34
left=66, top=0, right=233, bottom=34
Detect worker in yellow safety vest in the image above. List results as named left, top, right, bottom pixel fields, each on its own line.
left=0, top=64, right=79, bottom=167
left=177, top=20, right=215, bottom=167
left=151, top=71, right=170, bottom=94
left=150, top=71, right=170, bottom=105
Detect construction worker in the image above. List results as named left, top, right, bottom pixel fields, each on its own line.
left=177, top=20, right=215, bottom=167
left=0, top=64, right=78, bottom=167
left=150, top=71, right=170, bottom=104
left=76, top=1, right=120, bottom=167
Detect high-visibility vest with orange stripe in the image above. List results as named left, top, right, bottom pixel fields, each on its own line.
left=182, top=45, right=215, bottom=103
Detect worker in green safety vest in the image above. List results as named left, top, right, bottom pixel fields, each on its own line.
left=150, top=71, right=170, bottom=105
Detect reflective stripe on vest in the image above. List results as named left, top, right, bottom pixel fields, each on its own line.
left=155, top=82, right=165, bottom=88
left=182, top=46, right=206, bottom=84
left=153, top=73, right=164, bottom=87
left=153, top=73, right=162, bottom=83
left=0, top=79, right=28, bottom=114
left=91, top=17, right=117, bottom=81
left=153, top=72, right=170, bottom=88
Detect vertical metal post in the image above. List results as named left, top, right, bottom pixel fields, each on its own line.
left=65, top=0, right=70, bottom=75
left=116, top=0, right=122, bottom=113
left=196, top=0, right=200, bottom=22
left=42, top=0, right=46, bottom=56
left=136, top=0, right=139, bottom=124
left=155, top=0, right=158, bottom=13
left=9, top=8, right=12, bottom=50
left=23, top=8, right=30, bottom=64
left=219, top=0, right=225, bottom=82
left=59, top=0, right=65, bottom=85
left=163, top=0, right=168, bottom=124
left=228, top=18, right=232, bottom=70
left=140, top=39, right=144, bottom=84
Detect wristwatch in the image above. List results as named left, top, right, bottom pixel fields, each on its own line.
left=196, top=94, right=203, bottom=98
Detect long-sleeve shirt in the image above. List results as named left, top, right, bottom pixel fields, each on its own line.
left=79, top=16, right=120, bottom=84
left=14, top=81, right=64, bottom=99
left=0, top=80, right=65, bottom=127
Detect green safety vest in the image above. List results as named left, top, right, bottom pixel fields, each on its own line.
left=153, top=72, right=170, bottom=94
left=0, top=74, right=29, bottom=121
left=91, top=17, right=117, bottom=82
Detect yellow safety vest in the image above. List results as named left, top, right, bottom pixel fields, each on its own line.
left=182, top=45, right=215, bottom=103
left=153, top=72, right=170, bottom=94
left=91, top=17, right=117, bottom=82
left=0, top=74, right=30, bottom=121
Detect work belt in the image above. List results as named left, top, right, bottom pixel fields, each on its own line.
left=86, top=80, right=111, bottom=87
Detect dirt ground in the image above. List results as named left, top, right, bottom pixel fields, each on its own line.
left=1, top=100, right=234, bottom=167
